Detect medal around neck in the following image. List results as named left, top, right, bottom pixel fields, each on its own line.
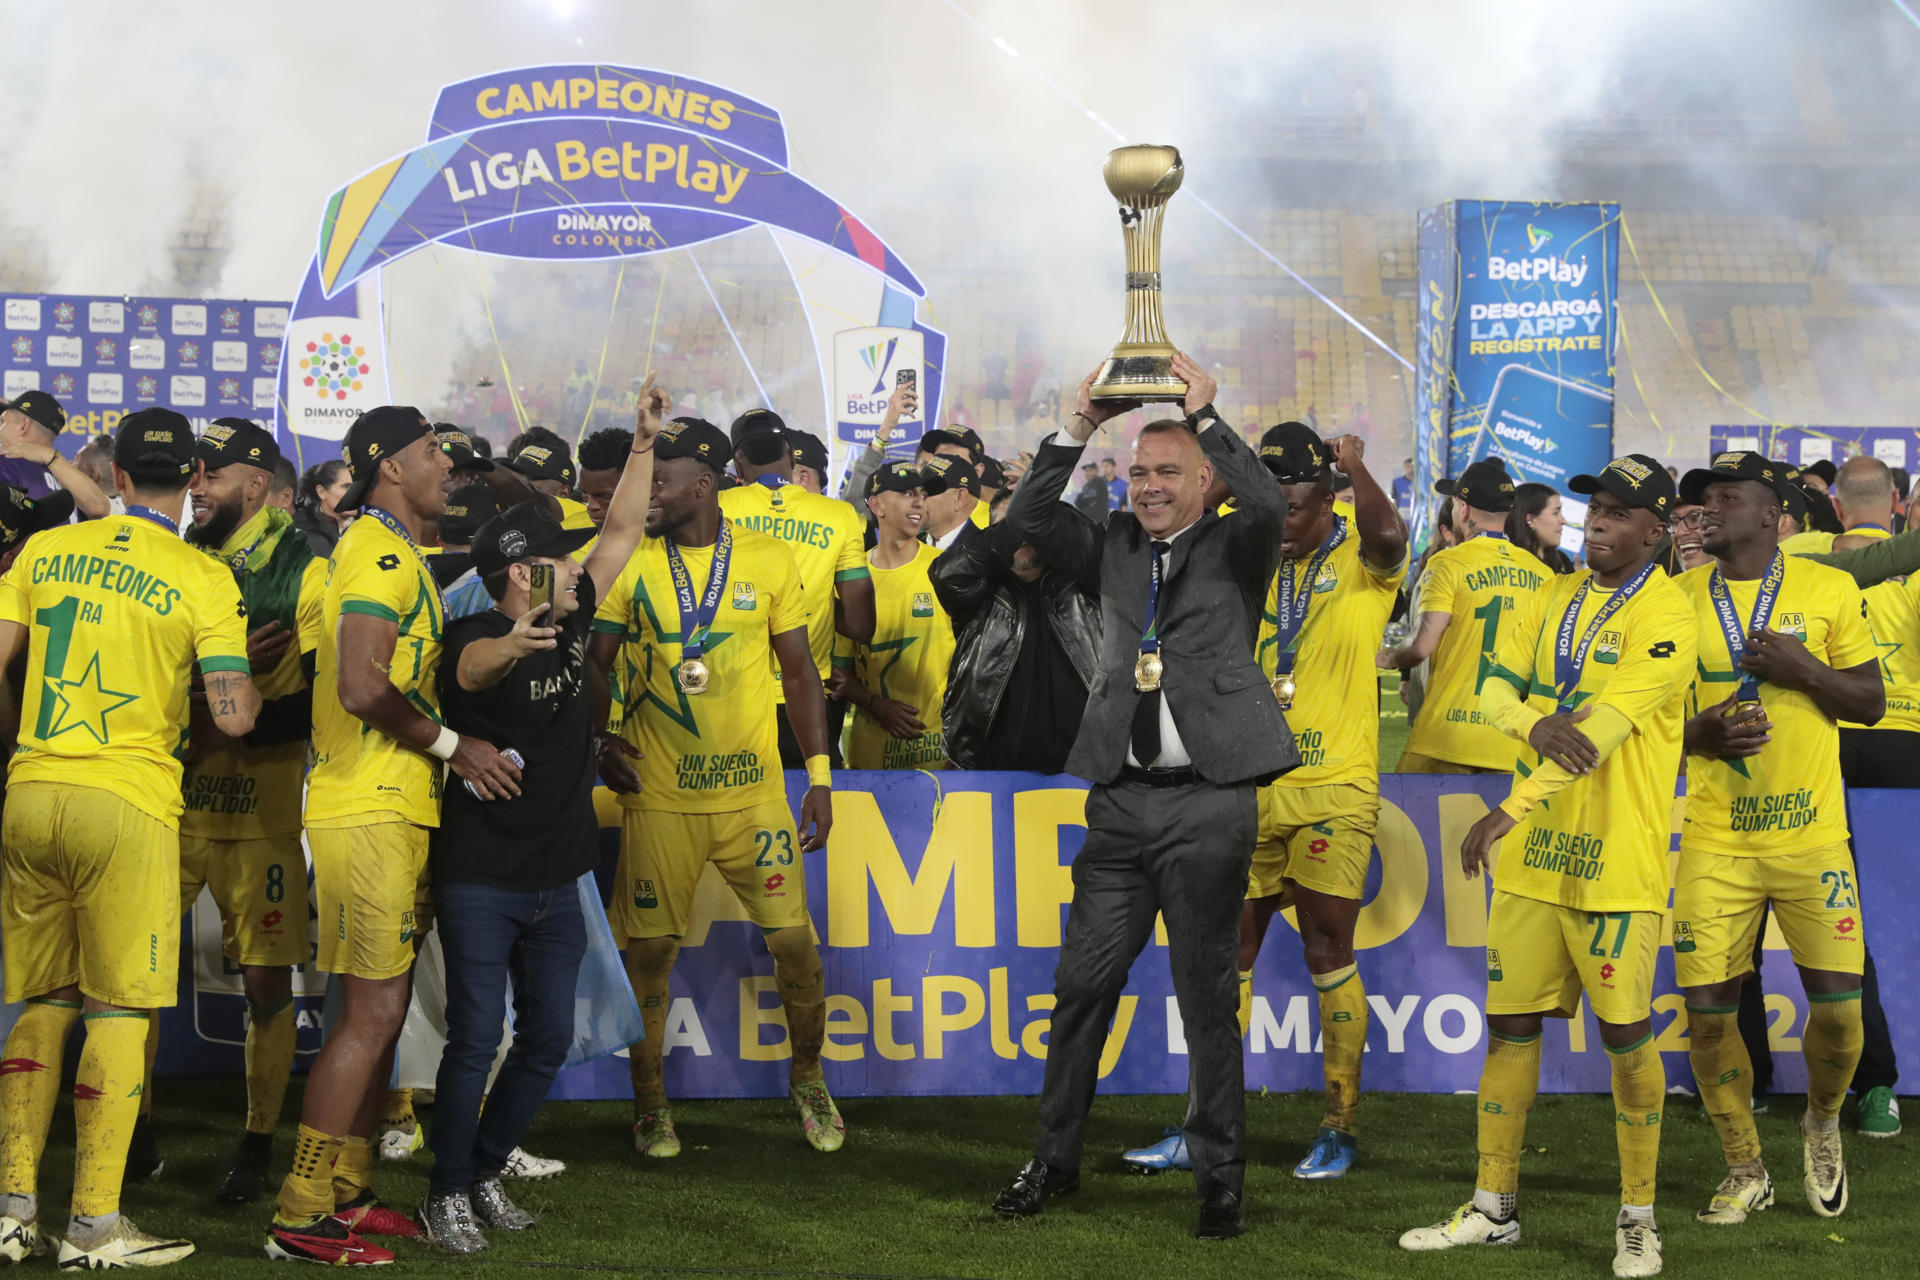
left=677, top=657, right=711, bottom=696
left=1134, top=651, right=1163, bottom=692
left=1271, top=673, right=1296, bottom=711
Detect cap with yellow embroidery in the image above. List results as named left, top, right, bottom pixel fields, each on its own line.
left=1678, top=450, right=1792, bottom=505
left=921, top=453, right=980, bottom=497
left=197, top=417, right=280, bottom=473
left=1434, top=455, right=1516, bottom=512
left=507, top=440, right=575, bottom=487
left=436, top=424, right=494, bottom=473
left=113, top=406, right=197, bottom=481
left=337, top=404, right=433, bottom=513
left=1571, top=452, right=1677, bottom=516
left=1258, top=421, right=1331, bottom=484
left=0, top=484, right=74, bottom=546
left=866, top=460, right=924, bottom=500
left=654, top=416, right=730, bottom=473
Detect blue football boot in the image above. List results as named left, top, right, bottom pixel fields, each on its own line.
left=1121, top=1126, right=1191, bottom=1175
left=1293, top=1126, right=1358, bottom=1179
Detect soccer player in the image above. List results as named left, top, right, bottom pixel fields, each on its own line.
left=719, top=409, right=872, bottom=766
left=587, top=418, right=839, bottom=1159
left=1671, top=451, right=1882, bottom=1225
left=1400, top=454, right=1695, bottom=1280
left=0, top=407, right=261, bottom=1269
left=1383, top=456, right=1549, bottom=773
left=831, top=461, right=955, bottom=769
left=140, top=419, right=324, bottom=1205
left=266, top=407, right=521, bottom=1266
left=787, top=429, right=832, bottom=494
left=506, top=427, right=594, bottom=531
left=577, top=425, right=634, bottom=530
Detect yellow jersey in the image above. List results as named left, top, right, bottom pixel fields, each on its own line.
left=1816, top=527, right=1920, bottom=734
left=1677, top=555, right=1875, bottom=858
left=1780, top=530, right=1835, bottom=556
left=1404, top=534, right=1551, bottom=770
left=718, top=477, right=869, bottom=695
left=1487, top=567, right=1697, bottom=912
left=558, top=496, right=595, bottom=532
left=304, top=511, right=447, bottom=829
left=593, top=521, right=805, bottom=813
left=834, top=543, right=954, bottom=769
left=181, top=512, right=326, bottom=841
left=1256, top=519, right=1406, bottom=787
left=0, top=511, right=250, bottom=825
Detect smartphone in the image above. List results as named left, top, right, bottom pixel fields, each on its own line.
left=896, top=368, right=917, bottom=391
left=527, top=563, right=555, bottom=617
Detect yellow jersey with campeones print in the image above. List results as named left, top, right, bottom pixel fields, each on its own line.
left=594, top=521, right=805, bottom=813
left=0, top=511, right=250, bottom=825
left=1404, top=534, right=1550, bottom=770
left=1256, top=519, right=1406, bottom=787
left=1487, top=568, right=1697, bottom=912
left=1822, top=527, right=1920, bottom=734
left=1677, top=555, right=1875, bottom=858
left=719, top=477, right=869, bottom=693
left=304, top=512, right=448, bottom=829
left=834, top=543, right=954, bottom=769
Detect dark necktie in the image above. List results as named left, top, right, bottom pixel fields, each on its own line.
left=1129, top=540, right=1172, bottom=765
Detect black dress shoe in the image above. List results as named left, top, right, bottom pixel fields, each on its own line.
left=992, top=1159, right=1080, bottom=1218
left=1195, top=1187, right=1245, bottom=1240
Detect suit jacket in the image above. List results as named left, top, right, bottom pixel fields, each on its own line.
left=1007, top=422, right=1298, bottom=786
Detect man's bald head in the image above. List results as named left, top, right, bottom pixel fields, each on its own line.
left=1833, top=455, right=1896, bottom=530
left=1129, top=419, right=1211, bottom=538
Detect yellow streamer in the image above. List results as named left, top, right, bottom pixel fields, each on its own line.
left=576, top=259, right=630, bottom=444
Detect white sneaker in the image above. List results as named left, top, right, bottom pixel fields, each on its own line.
left=1803, top=1120, right=1848, bottom=1217
left=56, top=1217, right=194, bottom=1269
left=1612, top=1219, right=1662, bottom=1278
left=0, top=1215, right=37, bottom=1263
left=379, top=1124, right=423, bottom=1162
left=1697, top=1167, right=1773, bottom=1224
left=501, top=1147, right=565, bottom=1180
left=1399, top=1203, right=1521, bottom=1251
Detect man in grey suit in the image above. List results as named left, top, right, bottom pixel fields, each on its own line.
left=989, top=352, right=1296, bottom=1239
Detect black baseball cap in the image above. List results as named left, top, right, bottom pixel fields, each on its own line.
left=1570, top=453, right=1676, bottom=517
left=470, top=499, right=596, bottom=577
left=0, top=389, right=66, bottom=435
left=507, top=439, right=576, bottom=487
left=1805, top=458, right=1837, bottom=486
left=198, top=417, right=280, bottom=472
left=1679, top=450, right=1794, bottom=505
left=114, top=406, right=197, bottom=482
left=1434, top=456, right=1516, bottom=512
left=338, top=405, right=434, bottom=513
left=977, top=455, right=1006, bottom=490
left=0, top=485, right=73, bottom=545
left=865, top=460, right=924, bottom=500
left=439, top=483, right=505, bottom=546
left=921, top=454, right=980, bottom=497
left=437, top=425, right=494, bottom=472
left=1258, top=422, right=1332, bottom=484
left=786, top=429, right=829, bottom=476
left=920, top=424, right=983, bottom=461
left=729, top=408, right=787, bottom=449
left=655, top=417, right=730, bottom=473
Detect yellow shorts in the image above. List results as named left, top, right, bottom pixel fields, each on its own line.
left=1484, top=890, right=1662, bottom=1025
left=1672, top=841, right=1866, bottom=987
left=1395, top=749, right=1507, bottom=775
left=1, top=782, right=180, bottom=1008
left=611, top=799, right=810, bottom=943
left=1250, top=781, right=1379, bottom=900
left=179, top=834, right=310, bottom=968
left=308, top=819, right=431, bottom=980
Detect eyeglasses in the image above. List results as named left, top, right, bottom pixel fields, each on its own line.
left=1668, top=510, right=1704, bottom=530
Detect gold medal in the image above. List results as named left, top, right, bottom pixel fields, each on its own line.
left=1134, top=651, right=1163, bottom=692
left=1272, top=673, right=1296, bottom=711
left=678, top=658, right=711, bottom=696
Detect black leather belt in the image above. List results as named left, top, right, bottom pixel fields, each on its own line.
left=1119, top=765, right=1199, bottom=788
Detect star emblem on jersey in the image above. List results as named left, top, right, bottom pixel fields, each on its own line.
left=43, top=652, right=139, bottom=744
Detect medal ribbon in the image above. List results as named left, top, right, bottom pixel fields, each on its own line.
left=1138, top=540, right=1166, bottom=657
left=1273, top=516, right=1347, bottom=676
left=1552, top=559, right=1660, bottom=707
left=1707, top=549, right=1785, bottom=703
left=125, top=505, right=180, bottom=536
left=359, top=504, right=436, bottom=576
left=1476, top=530, right=1508, bottom=541
left=665, top=519, right=733, bottom=662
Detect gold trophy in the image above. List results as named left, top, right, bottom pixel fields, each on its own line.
left=1091, top=144, right=1187, bottom=402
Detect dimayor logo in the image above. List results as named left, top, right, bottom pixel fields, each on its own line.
left=858, top=336, right=899, bottom=396
left=260, top=341, right=282, bottom=367
left=177, top=341, right=200, bottom=364
left=95, top=338, right=117, bottom=361
left=300, top=332, right=369, bottom=402
left=9, top=336, right=31, bottom=359
left=51, top=373, right=75, bottom=397
left=135, top=304, right=159, bottom=329
left=135, top=375, right=158, bottom=399
left=218, top=377, right=241, bottom=400
left=219, top=306, right=241, bottom=330
left=1526, top=223, right=1553, bottom=252
left=52, top=301, right=76, bottom=326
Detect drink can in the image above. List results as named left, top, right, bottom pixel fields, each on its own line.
left=467, top=748, right=525, bottom=800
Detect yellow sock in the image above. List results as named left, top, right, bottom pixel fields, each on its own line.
left=1236, top=970, right=1254, bottom=1039
left=379, top=1087, right=414, bottom=1134
left=1474, top=1030, right=1541, bottom=1198
left=623, top=938, right=679, bottom=1117
left=71, top=1011, right=149, bottom=1217
left=245, top=998, right=298, bottom=1136
left=1803, top=991, right=1864, bottom=1124
left=332, top=1135, right=373, bottom=1208
left=1314, top=964, right=1367, bottom=1134
left=138, top=1011, right=159, bottom=1118
left=1608, top=1032, right=1665, bottom=1206
left=274, top=1124, right=343, bottom=1224
left=0, top=997, right=83, bottom=1198
left=1687, top=1005, right=1760, bottom=1166
left=766, top=927, right=826, bottom=1087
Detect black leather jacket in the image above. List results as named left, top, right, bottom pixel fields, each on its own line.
left=929, top=519, right=1102, bottom=769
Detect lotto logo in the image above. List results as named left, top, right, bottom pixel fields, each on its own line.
left=1647, top=640, right=1676, bottom=659
left=1308, top=837, right=1330, bottom=855
left=260, top=910, right=284, bottom=934
left=1599, top=962, right=1616, bottom=982
left=376, top=554, right=401, bottom=571
left=764, top=872, right=786, bottom=893
left=1837, top=916, right=1857, bottom=935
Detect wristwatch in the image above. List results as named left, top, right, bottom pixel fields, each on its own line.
left=1184, top=402, right=1222, bottom=431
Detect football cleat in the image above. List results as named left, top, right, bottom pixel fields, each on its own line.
left=216, top=1132, right=273, bottom=1205
left=1399, top=1203, right=1521, bottom=1250
left=56, top=1217, right=193, bottom=1270
left=501, top=1147, right=565, bottom=1180
left=1803, top=1120, right=1848, bottom=1218
left=1612, top=1219, right=1662, bottom=1279
left=1293, top=1127, right=1357, bottom=1180
left=633, top=1110, right=680, bottom=1159
left=332, top=1199, right=421, bottom=1239
left=1857, top=1086, right=1901, bottom=1138
left=1, top=1215, right=39, bottom=1264
left=264, top=1215, right=395, bottom=1266
left=792, top=1081, right=846, bottom=1153
left=378, top=1124, right=423, bottom=1162
left=1696, top=1168, right=1773, bottom=1224
left=1122, top=1127, right=1191, bottom=1175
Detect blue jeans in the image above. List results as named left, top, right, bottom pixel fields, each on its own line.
left=428, top=880, right=585, bottom=1195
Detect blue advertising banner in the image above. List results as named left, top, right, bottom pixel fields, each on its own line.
left=118, top=774, right=1920, bottom=1102
left=1, top=293, right=289, bottom=452
left=1416, top=202, right=1621, bottom=538
left=1709, top=425, right=1920, bottom=474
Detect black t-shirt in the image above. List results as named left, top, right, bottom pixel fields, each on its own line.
left=982, top=579, right=1086, bottom=773
left=432, top=572, right=600, bottom=891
